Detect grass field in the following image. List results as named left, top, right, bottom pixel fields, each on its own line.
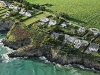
left=26, top=0, right=100, bottom=29
left=23, top=12, right=50, bottom=25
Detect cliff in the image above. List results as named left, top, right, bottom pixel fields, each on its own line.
left=3, top=22, right=100, bottom=71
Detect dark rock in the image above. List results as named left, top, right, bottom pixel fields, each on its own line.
left=3, top=38, right=31, bottom=50
left=0, top=20, right=14, bottom=31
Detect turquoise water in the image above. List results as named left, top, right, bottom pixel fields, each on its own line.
left=0, top=33, right=100, bottom=75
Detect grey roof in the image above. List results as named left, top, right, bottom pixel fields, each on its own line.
left=88, top=43, right=99, bottom=52
left=40, top=17, right=49, bottom=23
left=51, top=32, right=59, bottom=39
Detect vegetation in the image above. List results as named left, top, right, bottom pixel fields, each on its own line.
left=26, top=0, right=100, bottom=29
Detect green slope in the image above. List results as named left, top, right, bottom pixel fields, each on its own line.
left=26, top=0, right=100, bottom=29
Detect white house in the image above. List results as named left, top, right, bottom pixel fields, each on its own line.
left=78, top=27, right=86, bottom=33
left=64, top=34, right=70, bottom=43
left=51, top=32, right=59, bottom=39
left=64, top=34, right=76, bottom=43
left=48, top=19, right=57, bottom=26
left=25, top=11, right=32, bottom=17
left=88, top=43, right=99, bottom=52
left=61, top=22, right=67, bottom=28
left=74, top=39, right=82, bottom=48
left=5, top=11, right=11, bottom=17
left=19, top=8, right=26, bottom=15
left=0, top=1, right=7, bottom=7
left=13, top=5, right=20, bottom=10
left=81, top=40, right=89, bottom=46
left=9, top=4, right=14, bottom=9
left=40, top=17, right=49, bottom=23
left=90, top=28, right=100, bottom=36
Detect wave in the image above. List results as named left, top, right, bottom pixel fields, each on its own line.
left=39, top=56, right=50, bottom=63
left=0, top=38, right=16, bottom=63
left=1, top=53, right=17, bottom=63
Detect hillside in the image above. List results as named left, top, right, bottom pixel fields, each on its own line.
left=26, top=0, right=100, bottom=29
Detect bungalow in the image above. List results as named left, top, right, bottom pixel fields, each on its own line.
left=40, top=17, right=49, bottom=23
left=74, top=39, right=82, bottom=48
left=48, top=19, right=57, bottom=26
left=64, top=34, right=76, bottom=43
left=9, top=4, right=14, bottom=9
left=81, top=40, right=89, bottom=46
left=25, top=11, right=32, bottom=17
left=78, top=27, right=86, bottom=33
left=87, top=43, right=99, bottom=52
left=13, top=5, right=20, bottom=10
left=0, top=1, right=7, bottom=8
left=61, top=22, right=67, bottom=28
left=64, top=34, right=70, bottom=43
left=51, top=32, right=59, bottom=39
left=19, top=8, right=26, bottom=15
left=5, top=11, right=11, bottom=17
left=90, top=28, right=100, bottom=36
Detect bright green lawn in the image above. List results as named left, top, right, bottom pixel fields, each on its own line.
left=26, top=0, right=100, bottom=29
left=23, top=12, right=50, bottom=25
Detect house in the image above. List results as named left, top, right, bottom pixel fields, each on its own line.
left=5, top=11, right=11, bottom=17
left=0, top=1, right=7, bottom=8
left=74, top=39, right=82, bottom=48
left=81, top=40, right=89, bottom=46
left=13, top=5, right=20, bottom=10
left=68, top=22, right=72, bottom=25
left=61, top=22, right=67, bottom=28
left=40, top=17, right=49, bottom=23
left=48, top=19, right=57, bottom=26
left=51, top=32, right=59, bottom=39
left=90, top=28, right=100, bottom=36
left=9, top=4, right=14, bottom=9
left=25, top=11, right=32, bottom=17
left=64, top=34, right=76, bottom=43
left=86, top=43, right=99, bottom=53
left=19, top=8, right=26, bottom=15
left=64, top=34, right=70, bottom=43
left=78, top=27, right=86, bottom=33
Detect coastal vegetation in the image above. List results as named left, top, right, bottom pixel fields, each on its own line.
left=0, top=0, right=100, bottom=71
left=26, top=0, right=100, bottom=29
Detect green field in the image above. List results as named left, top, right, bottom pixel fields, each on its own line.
left=23, top=12, right=50, bottom=25
left=26, top=0, right=100, bottom=29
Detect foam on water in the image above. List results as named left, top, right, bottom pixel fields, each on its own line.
left=0, top=38, right=16, bottom=63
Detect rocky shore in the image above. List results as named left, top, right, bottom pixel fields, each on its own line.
left=2, top=40, right=100, bottom=71
left=1, top=20, right=100, bottom=72
left=0, top=19, right=14, bottom=31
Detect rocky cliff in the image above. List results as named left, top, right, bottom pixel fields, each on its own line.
left=3, top=22, right=100, bottom=71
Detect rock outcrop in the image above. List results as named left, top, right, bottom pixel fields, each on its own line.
left=0, top=19, right=14, bottom=31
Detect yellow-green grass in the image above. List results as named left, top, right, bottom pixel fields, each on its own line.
left=0, top=8, right=10, bottom=14
left=26, top=0, right=100, bottom=29
left=23, top=12, right=50, bottom=25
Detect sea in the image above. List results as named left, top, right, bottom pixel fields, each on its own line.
left=0, top=33, right=100, bottom=75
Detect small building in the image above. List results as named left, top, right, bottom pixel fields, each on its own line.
left=5, top=11, right=11, bottom=17
left=48, top=19, right=57, bottom=26
left=19, top=8, right=26, bottom=15
left=40, top=17, right=49, bottom=23
left=81, top=40, right=89, bottom=46
left=78, top=27, right=86, bottom=33
left=9, top=4, right=14, bottom=9
left=51, top=32, right=59, bottom=39
left=64, top=34, right=70, bottom=43
left=64, top=34, right=76, bottom=43
left=0, top=1, right=7, bottom=8
left=13, top=5, right=20, bottom=10
left=86, top=43, right=99, bottom=53
left=25, top=11, right=32, bottom=17
left=74, top=39, right=82, bottom=48
left=90, top=28, right=100, bottom=36
left=61, top=22, right=67, bottom=28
